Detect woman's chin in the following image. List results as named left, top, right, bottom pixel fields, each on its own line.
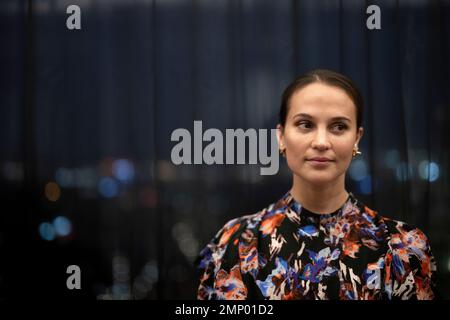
left=297, top=172, right=339, bottom=185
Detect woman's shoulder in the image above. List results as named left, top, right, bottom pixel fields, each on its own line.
left=358, top=204, right=437, bottom=299
left=359, top=202, right=432, bottom=251
left=209, top=201, right=277, bottom=248
left=380, top=213, right=432, bottom=250
left=194, top=202, right=274, bottom=278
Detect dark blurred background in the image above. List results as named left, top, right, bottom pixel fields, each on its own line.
left=1, top=0, right=449, bottom=300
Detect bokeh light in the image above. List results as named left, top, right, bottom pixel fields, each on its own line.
left=44, top=181, right=61, bottom=202
left=157, top=160, right=176, bottom=182
left=418, top=160, right=440, bottom=182
left=384, top=149, right=400, bottom=169
left=39, top=222, right=56, bottom=241
left=112, top=159, right=135, bottom=183
left=142, top=261, right=158, bottom=283
left=2, top=161, right=24, bottom=182
left=74, top=167, right=97, bottom=189
left=349, top=159, right=368, bottom=181
left=171, top=222, right=199, bottom=261
left=113, top=256, right=130, bottom=283
left=356, top=174, right=372, bottom=195
left=98, top=177, right=119, bottom=198
left=132, top=260, right=158, bottom=300
left=112, top=255, right=131, bottom=300
left=98, top=157, right=114, bottom=177
left=55, top=167, right=74, bottom=188
left=53, top=216, right=72, bottom=237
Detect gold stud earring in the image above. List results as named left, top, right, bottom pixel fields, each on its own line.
left=279, top=148, right=286, bottom=157
left=352, top=146, right=362, bottom=157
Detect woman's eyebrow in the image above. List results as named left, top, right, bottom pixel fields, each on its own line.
left=292, top=113, right=351, bottom=122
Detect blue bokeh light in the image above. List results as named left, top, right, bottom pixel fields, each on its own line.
left=53, top=216, right=72, bottom=237
left=349, top=159, right=368, bottom=181
left=55, top=167, right=74, bottom=188
left=98, top=177, right=119, bottom=198
left=385, top=150, right=400, bottom=169
left=112, top=159, right=135, bottom=182
left=39, top=222, right=56, bottom=241
left=418, top=161, right=440, bottom=182
left=356, top=174, right=372, bottom=195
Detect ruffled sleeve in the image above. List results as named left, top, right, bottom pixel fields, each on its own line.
left=383, top=221, right=437, bottom=300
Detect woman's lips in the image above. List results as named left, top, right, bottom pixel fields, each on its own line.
left=307, top=159, right=333, bottom=166
left=308, top=157, right=332, bottom=162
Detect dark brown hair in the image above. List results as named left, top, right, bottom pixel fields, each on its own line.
left=279, top=69, right=364, bottom=131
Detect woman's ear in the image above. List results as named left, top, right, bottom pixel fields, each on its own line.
left=276, top=124, right=285, bottom=150
left=355, top=127, right=364, bottom=146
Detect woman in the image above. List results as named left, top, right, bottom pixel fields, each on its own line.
left=195, top=69, right=437, bottom=300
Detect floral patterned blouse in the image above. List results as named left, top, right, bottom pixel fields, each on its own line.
left=195, top=191, right=437, bottom=300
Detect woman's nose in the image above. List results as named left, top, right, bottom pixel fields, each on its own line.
left=311, top=128, right=331, bottom=150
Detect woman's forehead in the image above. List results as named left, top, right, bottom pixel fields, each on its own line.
left=288, top=83, right=356, bottom=120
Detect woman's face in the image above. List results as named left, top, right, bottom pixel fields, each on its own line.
left=277, top=82, right=364, bottom=185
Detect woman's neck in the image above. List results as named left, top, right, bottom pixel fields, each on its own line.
left=290, top=174, right=349, bottom=214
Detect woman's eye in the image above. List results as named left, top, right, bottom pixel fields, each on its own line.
left=333, top=123, right=348, bottom=131
left=297, top=121, right=312, bottom=129
left=296, top=121, right=348, bottom=131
